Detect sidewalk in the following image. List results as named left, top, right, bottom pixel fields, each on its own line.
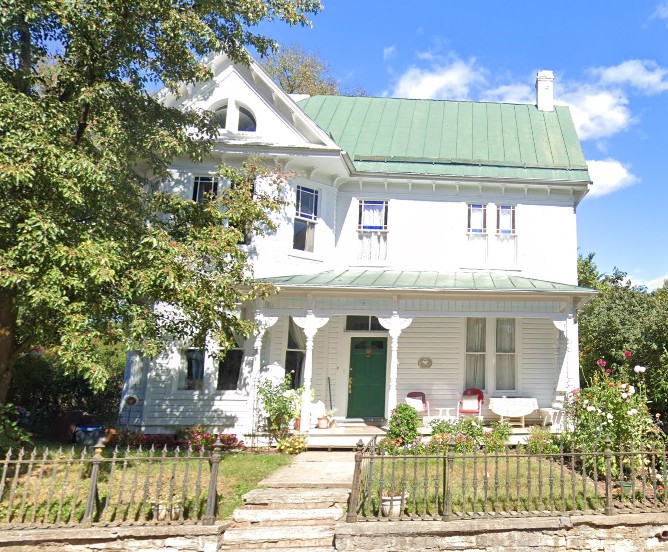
left=259, top=450, right=357, bottom=488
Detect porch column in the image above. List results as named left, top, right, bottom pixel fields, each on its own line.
left=293, top=311, right=329, bottom=432
left=378, top=312, right=413, bottom=416
left=553, top=314, right=579, bottom=392
left=249, top=313, right=278, bottom=439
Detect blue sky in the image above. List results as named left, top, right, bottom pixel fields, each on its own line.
left=258, top=0, right=668, bottom=289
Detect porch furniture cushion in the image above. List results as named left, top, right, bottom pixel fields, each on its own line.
left=405, top=391, right=430, bottom=416
left=457, top=388, right=484, bottom=420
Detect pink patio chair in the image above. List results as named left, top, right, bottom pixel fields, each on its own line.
left=457, top=388, right=484, bottom=420
left=405, top=391, right=430, bottom=416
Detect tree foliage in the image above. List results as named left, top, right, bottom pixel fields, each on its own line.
left=0, top=0, right=321, bottom=401
left=262, top=43, right=340, bottom=95
left=577, top=253, right=668, bottom=417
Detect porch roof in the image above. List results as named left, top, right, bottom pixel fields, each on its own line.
left=258, top=269, right=595, bottom=294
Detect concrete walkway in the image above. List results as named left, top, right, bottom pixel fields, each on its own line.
left=220, top=451, right=355, bottom=550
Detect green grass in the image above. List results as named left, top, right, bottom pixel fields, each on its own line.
left=357, top=451, right=606, bottom=518
left=0, top=446, right=291, bottom=524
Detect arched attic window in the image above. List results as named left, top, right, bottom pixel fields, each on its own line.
left=237, top=105, right=256, bottom=132
left=212, top=104, right=228, bottom=129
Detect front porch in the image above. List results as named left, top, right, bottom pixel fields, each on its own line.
left=302, top=416, right=559, bottom=449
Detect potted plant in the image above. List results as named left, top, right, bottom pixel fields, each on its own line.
left=381, top=487, right=409, bottom=518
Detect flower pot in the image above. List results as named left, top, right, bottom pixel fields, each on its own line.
left=317, top=417, right=329, bottom=429
left=294, top=416, right=301, bottom=431
left=381, top=492, right=408, bottom=518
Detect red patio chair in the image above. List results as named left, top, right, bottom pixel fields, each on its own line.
left=457, top=388, right=484, bottom=420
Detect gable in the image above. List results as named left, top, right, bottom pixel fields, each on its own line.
left=298, top=96, right=590, bottom=183
left=159, top=55, right=338, bottom=150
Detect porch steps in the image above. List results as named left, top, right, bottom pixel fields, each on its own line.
left=220, top=451, right=352, bottom=551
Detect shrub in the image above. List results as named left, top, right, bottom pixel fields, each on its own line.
left=0, top=404, right=32, bottom=454
left=385, top=404, right=421, bottom=450
left=111, top=430, right=177, bottom=449
left=258, top=374, right=302, bottom=442
left=525, top=425, right=559, bottom=455
left=427, top=418, right=511, bottom=453
left=276, top=435, right=307, bottom=454
left=182, top=424, right=216, bottom=449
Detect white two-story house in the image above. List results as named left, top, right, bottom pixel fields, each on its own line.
left=120, top=55, right=594, bottom=439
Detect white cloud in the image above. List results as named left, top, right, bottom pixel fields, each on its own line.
left=630, top=274, right=668, bottom=291
left=558, top=85, right=633, bottom=141
left=651, top=1, right=668, bottom=22
left=591, top=59, right=668, bottom=94
left=480, top=83, right=533, bottom=104
left=383, top=45, right=396, bottom=61
left=390, top=58, right=485, bottom=100
left=586, top=158, right=639, bottom=197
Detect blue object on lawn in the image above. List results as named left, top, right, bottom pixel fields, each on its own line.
left=75, top=425, right=104, bottom=446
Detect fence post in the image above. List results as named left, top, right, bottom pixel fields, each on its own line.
left=203, top=436, right=223, bottom=525
left=604, top=436, right=615, bottom=515
left=442, top=436, right=455, bottom=521
left=83, top=438, right=106, bottom=523
left=347, top=450, right=364, bottom=523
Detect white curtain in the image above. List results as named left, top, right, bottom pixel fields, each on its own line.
left=359, top=232, right=387, bottom=260
left=361, top=202, right=385, bottom=229
left=498, top=206, right=513, bottom=233
left=466, top=318, right=486, bottom=388
left=496, top=319, right=515, bottom=390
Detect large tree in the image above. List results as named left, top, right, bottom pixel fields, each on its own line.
left=577, top=253, right=668, bottom=416
left=0, top=1, right=321, bottom=401
left=262, top=43, right=340, bottom=95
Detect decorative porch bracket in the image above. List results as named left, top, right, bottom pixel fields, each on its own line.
left=377, top=312, right=413, bottom=416
left=293, top=311, right=330, bottom=432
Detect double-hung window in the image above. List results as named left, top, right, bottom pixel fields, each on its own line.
left=180, top=349, right=205, bottom=390
left=467, top=204, right=487, bottom=234
left=293, top=186, right=318, bottom=252
left=465, top=318, right=486, bottom=389
left=358, top=200, right=388, bottom=260
left=193, top=176, right=218, bottom=203
left=496, top=205, right=515, bottom=235
left=495, top=319, right=516, bottom=391
left=216, top=339, right=245, bottom=391
left=285, top=318, right=306, bottom=389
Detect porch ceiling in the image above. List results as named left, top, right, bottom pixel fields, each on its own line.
left=258, top=269, right=595, bottom=295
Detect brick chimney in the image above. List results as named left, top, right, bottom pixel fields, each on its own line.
left=536, top=70, right=554, bottom=111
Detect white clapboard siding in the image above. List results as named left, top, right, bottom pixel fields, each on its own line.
left=521, top=318, right=557, bottom=406
left=397, top=317, right=463, bottom=414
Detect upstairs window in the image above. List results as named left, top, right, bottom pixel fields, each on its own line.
left=193, top=176, right=218, bottom=203
left=293, top=186, right=319, bottom=252
left=467, top=204, right=487, bottom=234
left=497, top=205, right=516, bottom=235
left=358, top=200, right=388, bottom=260
left=212, top=105, right=228, bottom=129
left=237, top=106, right=256, bottom=132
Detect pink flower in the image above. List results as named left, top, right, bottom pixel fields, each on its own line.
left=605, top=369, right=612, bottom=374
left=597, top=359, right=607, bottom=367
left=624, top=351, right=633, bottom=358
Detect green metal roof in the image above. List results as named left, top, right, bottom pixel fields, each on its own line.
left=259, top=269, right=594, bottom=294
left=297, top=96, right=590, bottom=183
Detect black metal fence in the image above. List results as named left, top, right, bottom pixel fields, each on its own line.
left=347, top=438, right=668, bottom=522
left=0, top=440, right=225, bottom=526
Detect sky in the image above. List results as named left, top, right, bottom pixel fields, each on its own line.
left=257, top=0, right=668, bottom=290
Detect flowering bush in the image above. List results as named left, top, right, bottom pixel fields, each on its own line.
left=427, top=418, right=511, bottom=453
left=377, top=404, right=422, bottom=453
left=112, top=430, right=178, bottom=449
left=183, top=424, right=216, bottom=449
left=563, top=350, right=664, bottom=460
left=258, top=374, right=303, bottom=442
left=525, top=425, right=559, bottom=455
left=276, top=435, right=307, bottom=454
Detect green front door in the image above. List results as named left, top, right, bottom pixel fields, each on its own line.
left=347, top=337, right=387, bottom=418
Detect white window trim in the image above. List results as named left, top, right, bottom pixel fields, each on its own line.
left=461, top=317, right=522, bottom=395
left=496, top=204, right=516, bottom=236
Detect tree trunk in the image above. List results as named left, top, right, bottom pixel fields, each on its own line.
left=0, top=290, right=17, bottom=403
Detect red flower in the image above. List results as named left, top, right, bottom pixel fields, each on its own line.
left=624, top=351, right=633, bottom=358
left=605, top=369, right=612, bottom=374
